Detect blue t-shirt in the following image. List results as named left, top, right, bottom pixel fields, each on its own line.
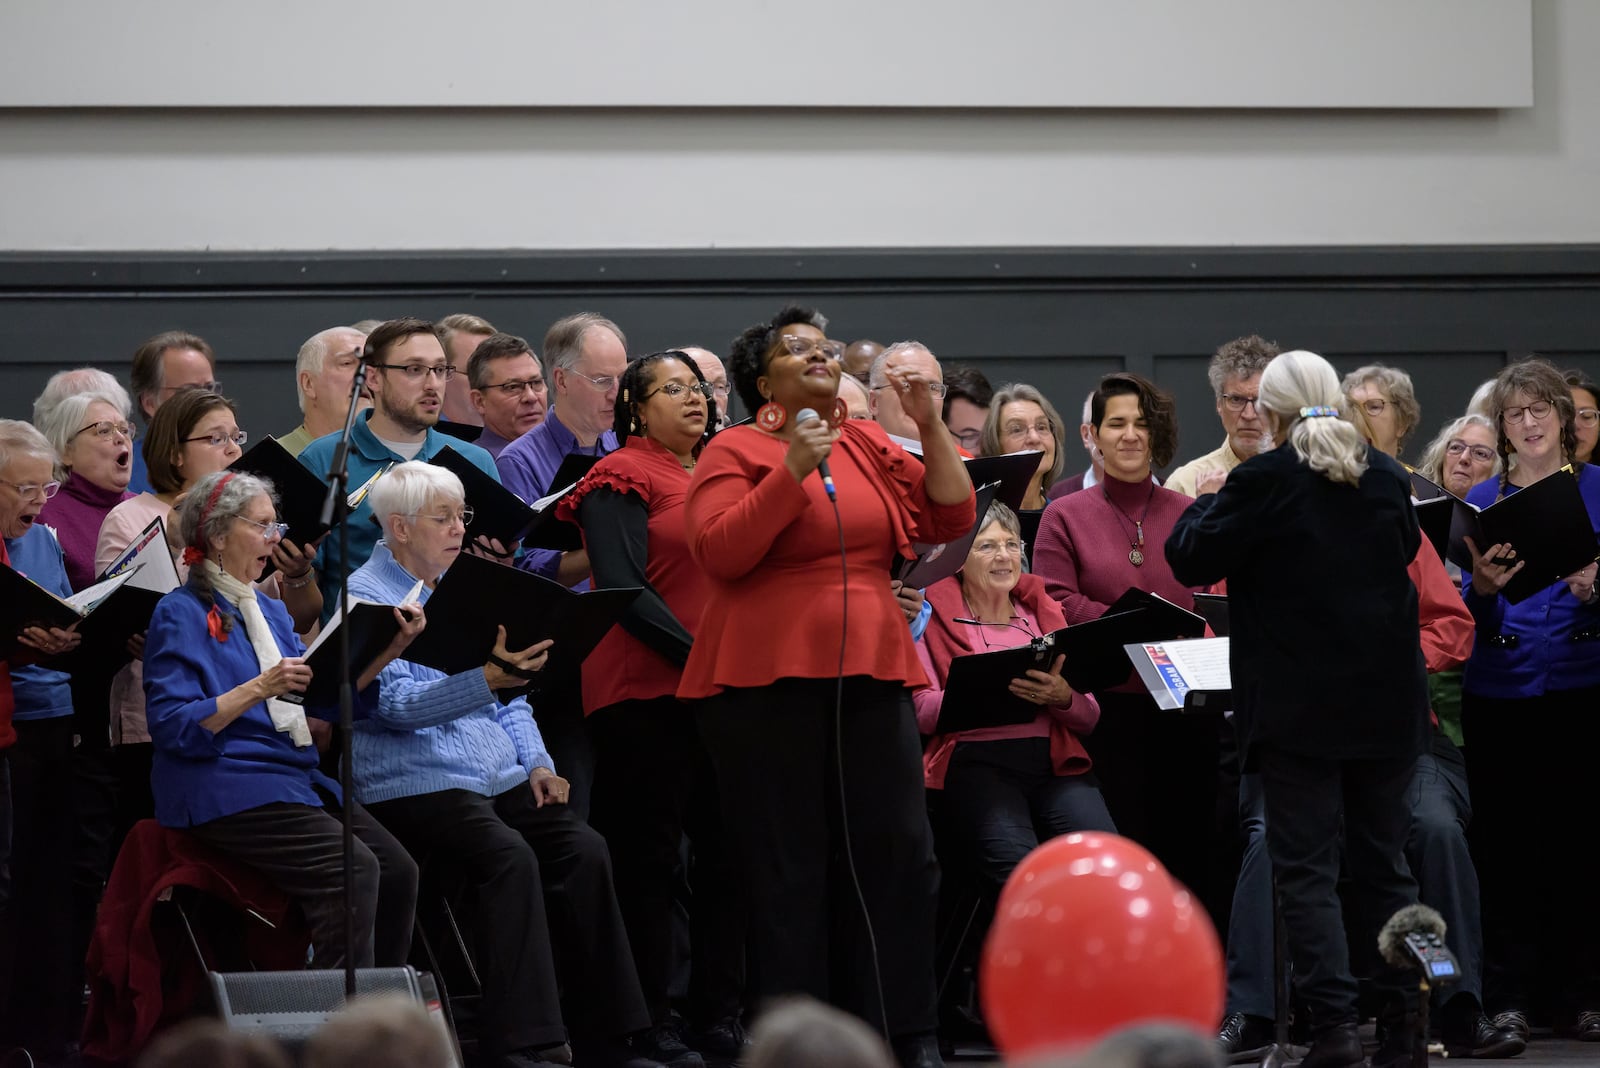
left=3, top=525, right=75, bottom=721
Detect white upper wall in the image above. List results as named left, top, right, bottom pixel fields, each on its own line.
left=0, top=0, right=1591, bottom=252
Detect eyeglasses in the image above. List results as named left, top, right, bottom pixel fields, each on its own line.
left=872, top=382, right=950, bottom=399
left=1001, top=420, right=1054, bottom=439
left=160, top=381, right=221, bottom=397
left=1445, top=440, right=1497, bottom=464
left=1359, top=398, right=1391, bottom=417
left=1501, top=401, right=1553, bottom=426
left=406, top=507, right=475, bottom=527
left=74, top=420, right=136, bottom=442
left=482, top=378, right=545, bottom=398
left=971, top=538, right=1024, bottom=557
left=371, top=362, right=456, bottom=382
left=1219, top=393, right=1261, bottom=413
left=1577, top=408, right=1599, bottom=427
left=0, top=477, right=60, bottom=501
left=568, top=369, right=620, bottom=393
left=706, top=380, right=731, bottom=398
left=778, top=335, right=846, bottom=361
left=952, top=429, right=983, bottom=450
left=184, top=429, right=248, bottom=448
left=237, top=516, right=289, bottom=540
left=645, top=381, right=715, bottom=401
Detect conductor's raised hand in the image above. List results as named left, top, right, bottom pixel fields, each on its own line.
left=783, top=415, right=834, bottom=484
left=1465, top=537, right=1526, bottom=597
left=1008, top=653, right=1075, bottom=707
left=483, top=626, right=554, bottom=690
left=257, top=656, right=312, bottom=699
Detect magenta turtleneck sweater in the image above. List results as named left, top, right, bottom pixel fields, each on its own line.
left=1032, top=472, right=1203, bottom=691
left=37, top=472, right=134, bottom=592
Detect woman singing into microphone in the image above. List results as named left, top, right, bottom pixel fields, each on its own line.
left=679, top=305, right=974, bottom=1068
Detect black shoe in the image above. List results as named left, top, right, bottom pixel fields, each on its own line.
left=1300, top=1023, right=1365, bottom=1068
left=1576, top=1010, right=1600, bottom=1041
left=1216, top=1012, right=1275, bottom=1059
left=891, top=1033, right=946, bottom=1068
left=1443, top=1013, right=1526, bottom=1059
left=1491, top=1010, right=1531, bottom=1043
left=637, top=1021, right=707, bottom=1068
left=692, top=1017, right=752, bottom=1066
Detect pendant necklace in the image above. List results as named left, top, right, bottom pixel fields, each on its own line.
left=1103, top=479, right=1158, bottom=567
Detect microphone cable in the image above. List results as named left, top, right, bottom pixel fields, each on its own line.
left=825, top=480, right=890, bottom=1040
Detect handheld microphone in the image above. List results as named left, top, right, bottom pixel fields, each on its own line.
left=1378, top=903, right=1459, bottom=984
left=795, top=407, right=837, bottom=502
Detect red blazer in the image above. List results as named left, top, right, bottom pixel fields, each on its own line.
left=916, top=572, right=1099, bottom=789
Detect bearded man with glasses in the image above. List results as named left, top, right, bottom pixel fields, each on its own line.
left=1165, top=334, right=1281, bottom=498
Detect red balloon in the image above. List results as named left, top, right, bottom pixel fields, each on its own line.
left=981, top=836, right=1224, bottom=1060
left=997, top=831, right=1169, bottom=913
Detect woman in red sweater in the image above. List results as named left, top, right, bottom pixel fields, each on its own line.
left=679, top=305, right=975, bottom=1068
left=914, top=501, right=1113, bottom=892
left=560, top=349, right=745, bottom=1065
left=1031, top=373, right=1220, bottom=912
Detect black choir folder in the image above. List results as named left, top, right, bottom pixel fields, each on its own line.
left=430, top=446, right=598, bottom=553
left=894, top=483, right=1000, bottom=588
left=401, top=553, right=641, bottom=681
left=0, top=563, right=136, bottom=655
left=935, top=632, right=1066, bottom=734
left=1443, top=468, right=1599, bottom=605
left=229, top=436, right=332, bottom=553
left=287, top=578, right=426, bottom=706
left=1056, top=589, right=1207, bottom=694
left=963, top=451, right=1044, bottom=515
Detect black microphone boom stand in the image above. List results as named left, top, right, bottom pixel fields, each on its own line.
left=318, top=352, right=371, bottom=999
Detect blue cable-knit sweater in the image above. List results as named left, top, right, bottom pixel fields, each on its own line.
left=347, top=541, right=554, bottom=805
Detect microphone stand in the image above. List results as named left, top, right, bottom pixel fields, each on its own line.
left=318, top=354, right=370, bottom=999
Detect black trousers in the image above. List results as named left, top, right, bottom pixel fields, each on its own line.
left=1084, top=690, right=1226, bottom=920
left=186, top=799, right=418, bottom=971
left=1257, top=746, right=1418, bottom=1035
left=0, top=717, right=77, bottom=1055
left=533, top=674, right=596, bottom=822
left=698, top=676, right=939, bottom=1040
left=589, top=696, right=744, bottom=1027
left=366, top=782, right=650, bottom=1054
left=940, top=737, right=1116, bottom=892
left=1462, top=683, right=1600, bottom=1013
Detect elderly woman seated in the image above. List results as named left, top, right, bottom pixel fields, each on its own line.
left=142, top=470, right=421, bottom=969
left=348, top=462, right=675, bottom=1068
left=914, top=501, right=1114, bottom=892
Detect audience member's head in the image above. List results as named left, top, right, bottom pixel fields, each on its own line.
left=130, top=330, right=218, bottom=425
left=467, top=332, right=547, bottom=443
left=364, top=317, right=448, bottom=439
left=1054, top=1023, right=1224, bottom=1068
left=1416, top=413, right=1500, bottom=498
left=301, top=993, right=457, bottom=1068
left=1564, top=368, right=1600, bottom=465
left=135, top=1018, right=290, bottom=1068
left=1340, top=363, right=1419, bottom=459
left=33, top=367, right=133, bottom=431
left=943, top=367, right=994, bottom=454
left=144, top=386, right=243, bottom=496
left=34, top=388, right=135, bottom=491
left=680, top=346, right=732, bottom=428
left=838, top=374, right=871, bottom=420
left=843, top=339, right=883, bottom=385
left=545, top=312, right=629, bottom=447
left=746, top=997, right=895, bottom=1068
left=868, top=341, right=945, bottom=442
left=1207, top=335, right=1280, bottom=461
left=433, top=313, right=496, bottom=425
left=294, top=326, right=370, bottom=436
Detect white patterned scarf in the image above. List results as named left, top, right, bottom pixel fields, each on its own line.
left=203, top=559, right=312, bottom=747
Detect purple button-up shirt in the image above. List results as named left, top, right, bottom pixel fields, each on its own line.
left=496, top=409, right=618, bottom=578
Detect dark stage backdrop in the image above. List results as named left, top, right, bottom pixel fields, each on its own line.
left=0, top=246, right=1595, bottom=472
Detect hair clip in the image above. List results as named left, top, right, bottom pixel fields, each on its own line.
left=1299, top=406, right=1340, bottom=419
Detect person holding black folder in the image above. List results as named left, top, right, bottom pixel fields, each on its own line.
left=1457, top=358, right=1600, bottom=1044
left=913, top=501, right=1112, bottom=892
left=349, top=461, right=673, bottom=1068
left=1030, top=372, right=1221, bottom=916
left=1166, top=350, right=1428, bottom=1068
left=557, top=351, right=748, bottom=1064
left=681, top=305, right=975, bottom=1068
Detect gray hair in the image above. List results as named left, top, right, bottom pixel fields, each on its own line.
left=1340, top=363, right=1421, bottom=447
left=0, top=419, right=58, bottom=476
left=294, top=326, right=367, bottom=414
left=867, top=341, right=934, bottom=390
left=1207, top=335, right=1280, bottom=397
left=34, top=389, right=129, bottom=465
left=368, top=461, right=465, bottom=533
left=302, top=993, right=456, bottom=1068
left=1465, top=378, right=1496, bottom=419
left=1262, top=351, right=1369, bottom=486
left=1415, top=413, right=1501, bottom=488
left=33, top=368, right=132, bottom=429
left=981, top=382, right=1069, bottom=491
left=746, top=997, right=894, bottom=1068
left=543, top=312, right=628, bottom=377
left=977, top=499, right=1021, bottom=539
left=179, top=470, right=275, bottom=557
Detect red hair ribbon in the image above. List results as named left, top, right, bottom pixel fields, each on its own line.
left=206, top=604, right=229, bottom=643
left=186, top=472, right=237, bottom=561
left=181, top=545, right=205, bottom=567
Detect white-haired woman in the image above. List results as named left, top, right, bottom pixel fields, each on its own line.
left=1414, top=414, right=1501, bottom=502
left=143, top=470, right=422, bottom=968
left=34, top=387, right=136, bottom=592
left=1166, top=350, right=1428, bottom=1068
left=350, top=462, right=666, bottom=1068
